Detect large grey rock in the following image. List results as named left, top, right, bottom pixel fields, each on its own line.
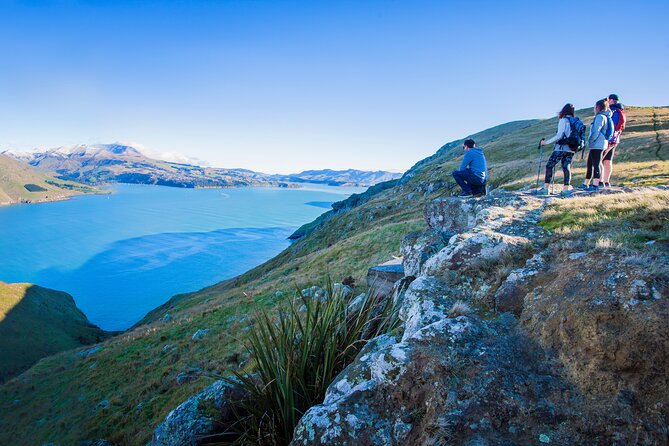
left=150, top=379, right=247, bottom=446
left=290, top=293, right=584, bottom=445
left=367, top=259, right=404, bottom=297
left=400, top=229, right=451, bottom=277
left=424, top=197, right=478, bottom=233
left=421, top=230, right=530, bottom=277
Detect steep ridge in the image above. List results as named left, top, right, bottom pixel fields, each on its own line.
left=0, top=107, right=667, bottom=445
left=291, top=188, right=669, bottom=445
left=0, top=282, right=110, bottom=382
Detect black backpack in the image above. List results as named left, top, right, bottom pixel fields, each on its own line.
left=558, top=117, right=586, bottom=152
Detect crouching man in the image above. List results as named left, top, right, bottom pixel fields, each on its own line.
left=452, top=139, right=488, bottom=197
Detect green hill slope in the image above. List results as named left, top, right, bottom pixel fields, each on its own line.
left=0, top=154, right=98, bottom=205
left=0, top=106, right=667, bottom=445
left=0, top=282, right=109, bottom=383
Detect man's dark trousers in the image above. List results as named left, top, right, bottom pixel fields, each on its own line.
left=452, top=169, right=486, bottom=195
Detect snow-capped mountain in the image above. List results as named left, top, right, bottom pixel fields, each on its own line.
left=4, top=144, right=402, bottom=189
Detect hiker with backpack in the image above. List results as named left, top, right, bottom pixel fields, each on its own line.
left=452, top=139, right=488, bottom=197
left=602, top=94, right=626, bottom=186
left=537, top=103, right=585, bottom=195
left=579, top=99, right=614, bottom=191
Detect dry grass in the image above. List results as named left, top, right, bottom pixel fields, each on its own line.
left=448, top=300, right=473, bottom=318
left=595, top=237, right=621, bottom=250
left=541, top=189, right=669, bottom=247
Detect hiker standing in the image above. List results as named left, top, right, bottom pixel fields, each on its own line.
left=580, top=99, right=614, bottom=191
left=538, top=103, right=581, bottom=195
left=452, top=139, right=488, bottom=197
left=602, top=94, right=626, bottom=186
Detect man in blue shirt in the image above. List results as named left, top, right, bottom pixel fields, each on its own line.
left=452, top=139, right=488, bottom=197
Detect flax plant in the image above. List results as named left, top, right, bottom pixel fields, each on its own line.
left=219, top=282, right=400, bottom=445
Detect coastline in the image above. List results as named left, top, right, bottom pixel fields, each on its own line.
left=0, top=188, right=109, bottom=207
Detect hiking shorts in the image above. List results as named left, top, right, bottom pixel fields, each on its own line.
left=603, top=146, right=615, bottom=161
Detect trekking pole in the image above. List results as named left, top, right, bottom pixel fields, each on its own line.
left=535, top=139, right=544, bottom=189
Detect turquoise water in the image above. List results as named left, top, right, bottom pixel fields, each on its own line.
left=0, top=184, right=364, bottom=330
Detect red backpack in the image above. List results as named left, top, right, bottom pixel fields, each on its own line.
left=610, top=107, right=626, bottom=144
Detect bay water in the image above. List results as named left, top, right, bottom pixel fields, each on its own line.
left=0, top=183, right=364, bottom=330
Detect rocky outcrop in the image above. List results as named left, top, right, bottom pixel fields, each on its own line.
left=367, top=259, right=405, bottom=297
left=291, top=191, right=669, bottom=445
left=520, top=252, right=669, bottom=435
left=400, top=229, right=450, bottom=277
left=150, top=379, right=247, bottom=446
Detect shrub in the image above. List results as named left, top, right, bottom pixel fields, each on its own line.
left=220, top=282, right=400, bottom=445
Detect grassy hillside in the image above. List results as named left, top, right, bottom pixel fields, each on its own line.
left=0, top=282, right=109, bottom=382
left=0, top=106, right=667, bottom=445
left=0, top=153, right=98, bottom=205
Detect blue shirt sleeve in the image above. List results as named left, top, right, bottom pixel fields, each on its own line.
left=460, top=151, right=472, bottom=171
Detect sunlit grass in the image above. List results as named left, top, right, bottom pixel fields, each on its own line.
left=540, top=189, right=669, bottom=247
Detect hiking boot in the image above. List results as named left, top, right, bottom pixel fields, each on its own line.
left=535, top=187, right=550, bottom=195
left=560, top=189, right=574, bottom=197
left=604, top=182, right=611, bottom=187
left=587, top=185, right=600, bottom=192
left=577, top=183, right=589, bottom=190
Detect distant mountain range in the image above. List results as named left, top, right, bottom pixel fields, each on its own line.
left=3, top=144, right=401, bottom=189
left=270, top=169, right=401, bottom=187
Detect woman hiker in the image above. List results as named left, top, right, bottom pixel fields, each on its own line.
left=579, top=99, right=611, bottom=191
left=537, top=103, right=577, bottom=195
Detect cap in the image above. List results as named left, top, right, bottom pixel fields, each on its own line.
left=608, top=94, right=619, bottom=101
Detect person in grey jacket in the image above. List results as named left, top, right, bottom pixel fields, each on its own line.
left=452, top=139, right=488, bottom=197
left=579, top=99, right=610, bottom=191
left=537, top=103, right=576, bottom=195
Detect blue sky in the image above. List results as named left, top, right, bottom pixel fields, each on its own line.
left=1, top=0, right=667, bottom=173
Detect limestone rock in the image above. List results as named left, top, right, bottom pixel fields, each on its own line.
left=424, top=197, right=477, bottom=233
left=150, top=379, right=247, bottom=446
left=400, top=229, right=451, bottom=277
left=422, top=230, right=530, bottom=277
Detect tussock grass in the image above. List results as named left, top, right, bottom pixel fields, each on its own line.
left=220, top=283, right=400, bottom=445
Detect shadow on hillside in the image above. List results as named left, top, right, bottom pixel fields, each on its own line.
left=0, top=284, right=107, bottom=383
